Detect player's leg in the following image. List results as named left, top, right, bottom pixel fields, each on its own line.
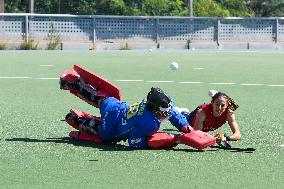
left=96, top=97, right=127, bottom=142
left=66, top=109, right=102, bottom=143
left=96, top=111, right=119, bottom=142
left=59, top=65, right=122, bottom=107
left=60, top=70, right=104, bottom=107
left=65, top=109, right=100, bottom=134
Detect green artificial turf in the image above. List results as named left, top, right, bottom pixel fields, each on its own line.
left=0, top=51, right=283, bottom=189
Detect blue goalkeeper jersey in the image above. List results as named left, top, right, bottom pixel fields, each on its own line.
left=98, top=97, right=189, bottom=149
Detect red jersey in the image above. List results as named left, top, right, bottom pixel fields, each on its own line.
left=192, top=103, right=229, bottom=132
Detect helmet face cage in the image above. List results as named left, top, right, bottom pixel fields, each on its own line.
left=146, top=87, right=172, bottom=121
left=153, top=103, right=172, bottom=121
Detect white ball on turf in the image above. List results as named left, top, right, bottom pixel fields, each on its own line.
left=148, top=48, right=153, bottom=52
left=170, top=62, right=179, bottom=70
left=208, top=90, right=218, bottom=97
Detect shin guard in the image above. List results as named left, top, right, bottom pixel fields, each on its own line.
left=59, top=65, right=122, bottom=105
left=147, top=132, right=178, bottom=149
left=73, top=64, right=122, bottom=101
left=65, top=109, right=101, bottom=131
left=178, top=131, right=216, bottom=150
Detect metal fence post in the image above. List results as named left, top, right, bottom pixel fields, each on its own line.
left=155, top=18, right=160, bottom=45
left=92, top=16, right=96, bottom=44
left=25, top=15, right=29, bottom=42
left=216, top=19, right=220, bottom=46
left=275, top=18, right=278, bottom=44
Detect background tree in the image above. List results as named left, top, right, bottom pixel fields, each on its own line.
left=95, top=0, right=127, bottom=15
left=247, top=0, right=284, bottom=17
left=219, top=0, right=251, bottom=17
left=4, top=0, right=283, bottom=17
left=193, top=0, right=230, bottom=17
left=140, top=0, right=185, bottom=16
left=5, top=0, right=28, bottom=13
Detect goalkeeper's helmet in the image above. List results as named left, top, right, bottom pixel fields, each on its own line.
left=146, top=87, right=172, bottom=121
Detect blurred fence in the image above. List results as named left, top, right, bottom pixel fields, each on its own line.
left=0, top=13, right=284, bottom=50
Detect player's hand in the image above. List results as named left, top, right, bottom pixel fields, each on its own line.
left=180, top=125, right=193, bottom=133
left=214, top=132, right=225, bottom=142
left=214, top=132, right=231, bottom=149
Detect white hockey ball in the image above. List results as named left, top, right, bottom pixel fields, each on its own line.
left=170, top=62, right=179, bottom=70
left=208, top=90, right=218, bottom=97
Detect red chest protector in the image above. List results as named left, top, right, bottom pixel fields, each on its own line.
left=193, top=103, right=228, bottom=132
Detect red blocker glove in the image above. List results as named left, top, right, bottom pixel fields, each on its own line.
left=147, top=132, right=179, bottom=149
left=177, top=130, right=216, bottom=150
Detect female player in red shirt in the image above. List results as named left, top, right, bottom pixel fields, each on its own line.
left=178, top=90, right=241, bottom=148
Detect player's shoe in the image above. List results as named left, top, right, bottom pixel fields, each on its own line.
left=173, top=107, right=190, bottom=114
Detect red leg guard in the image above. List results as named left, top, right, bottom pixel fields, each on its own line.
left=147, top=132, right=178, bottom=149
left=73, top=64, right=122, bottom=101
left=65, top=109, right=101, bottom=130
left=178, top=131, right=216, bottom=150
left=69, top=131, right=102, bottom=143
left=59, top=65, right=122, bottom=106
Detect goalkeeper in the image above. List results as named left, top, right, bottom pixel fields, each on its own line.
left=176, top=90, right=241, bottom=148
left=59, top=66, right=193, bottom=149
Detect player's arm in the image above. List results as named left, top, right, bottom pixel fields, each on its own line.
left=193, top=109, right=206, bottom=131
left=226, top=110, right=241, bottom=141
left=168, top=108, right=192, bottom=133
left=127, top=122, right=159, bottom=149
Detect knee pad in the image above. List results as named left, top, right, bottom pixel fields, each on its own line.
left=147, top=132, right=178, bottom=149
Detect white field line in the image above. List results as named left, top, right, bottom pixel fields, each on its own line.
left=240, top=83, right=263, bottom=86
left=179, top=81, right=204, bottom=84
left=146, top=80, right=175, bottom=83
left=1, top=77, right=284, bottom=88
left=0, top=76, right=31, bottom=79
left=267, top=85, right=284, bottom=87
left=116, top=79, right=144, bottom=82
left=40, top=65, right=54, bottom=67
left=209, top=82, right=236, bottom=85
left=38, top=78, right=58, bottom=80
left=193, top=67, right=204, bottom=70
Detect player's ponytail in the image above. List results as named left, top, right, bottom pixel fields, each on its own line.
left=228, top=97, right=239, bottom=111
